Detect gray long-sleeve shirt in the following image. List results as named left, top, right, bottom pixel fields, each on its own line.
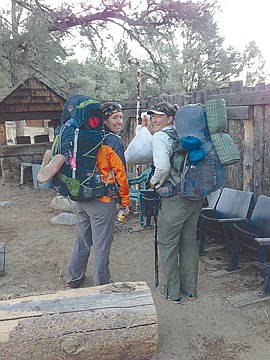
left=150, top=125, right=181, bottom=188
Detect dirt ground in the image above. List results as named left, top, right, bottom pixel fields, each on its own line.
left=1, top=179, right=270, bottom=360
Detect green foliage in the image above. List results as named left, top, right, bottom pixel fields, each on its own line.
left=0, top=0, right=268, bottom=101
left=0, top=0, right=68, bottom=87
left=243, top=41, right=267, bottom=87
left=176, top=16, right=244, bottom=92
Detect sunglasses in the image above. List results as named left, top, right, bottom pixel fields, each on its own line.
left=153, top=104, right=170, bottom=113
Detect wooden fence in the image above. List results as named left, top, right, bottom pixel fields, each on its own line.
left=121, top=81, right=270, bottom=200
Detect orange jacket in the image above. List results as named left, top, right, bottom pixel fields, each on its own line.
left=97, top=133, right=130, bottom=207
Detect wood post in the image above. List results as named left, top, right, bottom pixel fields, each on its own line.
left=0, top=282, right=157, bottom=360
left=0, top=123, right=6, bottom=145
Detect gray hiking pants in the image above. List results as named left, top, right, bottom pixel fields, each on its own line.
left=158, top=195, right=202, bottom=301
left=67, top=197, right=116, bottom=286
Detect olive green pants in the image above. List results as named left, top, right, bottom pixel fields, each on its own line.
left=158, top=195, right=202, bottom=301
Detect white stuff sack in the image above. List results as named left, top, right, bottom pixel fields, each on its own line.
left=124, top=125, right=153, bottom=165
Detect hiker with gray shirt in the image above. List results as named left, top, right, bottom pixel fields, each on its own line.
left=148, top=102, right=202, bottom=304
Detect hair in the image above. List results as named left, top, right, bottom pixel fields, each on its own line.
left=172, top=104, right=179, bottom=112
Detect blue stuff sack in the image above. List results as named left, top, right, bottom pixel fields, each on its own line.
left=173, top=104, right=226, bottom=199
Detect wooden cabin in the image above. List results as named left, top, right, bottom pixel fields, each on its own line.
left=0, top=77, right=66, bottom=181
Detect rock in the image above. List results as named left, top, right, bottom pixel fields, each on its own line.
left=0, top=201, right=17, bottom=207
left=50, top=213, right=76, bottom=226
left=50, top=196, right=75, bottom=213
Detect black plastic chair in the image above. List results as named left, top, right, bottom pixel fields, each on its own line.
left=198, top=188, right=223, bottom=255
left=233, top=195, right=270, bottom=296
left=253, top=261, right=270, bottom=297
left=199, top=187, right=254, bottom=271
left=233, top=195, right=270, bottom=261
left=140, top=189, right=160, bottom=227
left=206, top=188, right=223, bottom=209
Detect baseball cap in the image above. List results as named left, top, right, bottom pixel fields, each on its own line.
left=147, top=102, right=176, bottom=117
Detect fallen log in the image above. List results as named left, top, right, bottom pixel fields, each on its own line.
left=0, top=281, right=157, bottom=360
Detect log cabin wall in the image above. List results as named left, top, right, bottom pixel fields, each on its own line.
left=121, top=81, right=270, bottom=200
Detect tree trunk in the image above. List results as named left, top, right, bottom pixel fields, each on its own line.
left=0, top=282, right=157, bottom=360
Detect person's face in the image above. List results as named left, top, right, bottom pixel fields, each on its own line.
left=150, top=113, right=173, bottom=132
left=105, top=111, right=123, bottom=134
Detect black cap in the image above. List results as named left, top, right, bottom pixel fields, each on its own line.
left=147, top=102, right=177, bottom=117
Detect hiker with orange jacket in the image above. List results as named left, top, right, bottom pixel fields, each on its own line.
left=67, top=102, right=130, bottom=288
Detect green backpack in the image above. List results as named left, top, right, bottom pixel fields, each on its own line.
left=51, top=94, right=106, bottom=201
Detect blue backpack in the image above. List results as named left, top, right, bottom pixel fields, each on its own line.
left=169, top=104, right=226, bottom=199
left=51, top=94, right=106, bottom=201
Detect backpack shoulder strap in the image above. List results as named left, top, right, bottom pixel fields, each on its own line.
left=162, top=128, right=178, bottom=141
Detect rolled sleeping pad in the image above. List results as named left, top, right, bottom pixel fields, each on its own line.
left=205, top=99, right=240, bottom=166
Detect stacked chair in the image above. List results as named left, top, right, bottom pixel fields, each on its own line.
left=198, top=187, right=223, bottom=255
left=199, top=187, right=254, bottom=271
left=233, top=194, right=270, bottom=296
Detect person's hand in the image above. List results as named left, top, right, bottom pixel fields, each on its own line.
left=149, top=182, right=155, bottom=189
left=150, top=179, right=160, bottom=189
left=116, top=204, right=130, bottom=216
left=141, top=112, right=154, bottom=134
left=141, top=113, right=149, bottom=127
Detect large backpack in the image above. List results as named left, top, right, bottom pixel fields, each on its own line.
left=51, top=94, right=107, bottom=201
left=166, top=104, right=227, bottom=200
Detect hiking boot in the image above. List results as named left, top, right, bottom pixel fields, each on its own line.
left=67, top=276, right=85, bottom=289
left=157, top=284, right=182, bottom=304
left=169, top=297, right=182, bottom=304
left=185, top=292, right=197, bottom=300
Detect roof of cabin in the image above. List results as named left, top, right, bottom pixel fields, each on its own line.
left=0, top=77, right=66, bottom=122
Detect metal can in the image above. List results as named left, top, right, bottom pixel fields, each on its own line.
left=116, top=207, right=125, bottom=222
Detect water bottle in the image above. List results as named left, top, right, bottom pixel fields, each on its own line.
left=93, top=169, right=102, bottom=184
left=69, top=152, right=76, bottom=170
left=116, top=207, right=125, bottom=222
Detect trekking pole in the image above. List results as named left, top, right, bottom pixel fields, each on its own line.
left=141, top=188, right=159, bottom=287
left=153, top=190, right=159, bottom=288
